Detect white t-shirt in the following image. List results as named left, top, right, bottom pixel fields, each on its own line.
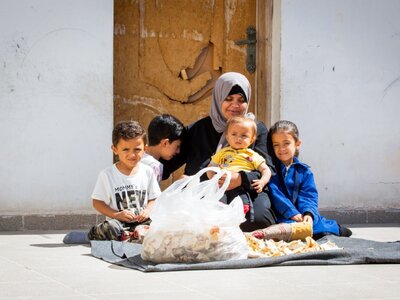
left=91, top=163, right=161, bottom=216
left=141, top=153, right=164, bottom=183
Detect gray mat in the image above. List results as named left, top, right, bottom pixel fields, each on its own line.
left=90, top=236, right=400, bottom=272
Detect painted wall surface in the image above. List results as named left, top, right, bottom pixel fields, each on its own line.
left=0, top=1, right=113, bottom=214
left=280, top=0, right=400, bottom=210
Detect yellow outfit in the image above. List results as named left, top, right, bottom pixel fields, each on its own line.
left=210, top=146, right=265, bottom=172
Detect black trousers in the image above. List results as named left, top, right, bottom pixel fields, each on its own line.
left=220, top=188, right=276, bottom=232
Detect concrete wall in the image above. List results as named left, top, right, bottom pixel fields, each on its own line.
left=1, top=0, right=398, bottom=230
left=0, top=0, right=113, bottom=229
left=280, top=0, right=400, bottom=221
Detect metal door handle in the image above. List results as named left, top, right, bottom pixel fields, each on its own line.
left=235, top=26, right=257, bottom=73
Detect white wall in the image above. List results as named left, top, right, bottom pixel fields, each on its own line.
left=280, top=0, right=400, bottom=209
left=0, top=0, right=113, bottom=214
left=1, top=0, right=398, bottom=220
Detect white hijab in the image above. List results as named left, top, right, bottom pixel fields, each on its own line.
left=210, top=72, right=251, bottom=151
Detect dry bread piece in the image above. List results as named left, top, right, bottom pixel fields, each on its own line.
left=246, top=234, right=342, bottom=258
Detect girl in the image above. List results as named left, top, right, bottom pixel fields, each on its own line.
left=268, top=120, right=352, bottom=239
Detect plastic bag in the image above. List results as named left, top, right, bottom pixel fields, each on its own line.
left=141, top=167, right=248, bottom=263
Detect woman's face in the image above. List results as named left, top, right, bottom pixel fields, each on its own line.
left=221, top=94, right=247, bottom=120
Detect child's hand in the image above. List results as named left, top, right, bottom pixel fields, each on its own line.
left=134, top=209, right=150, bottom=223
left=115, top=209, right=136, bottom=222
left=291, top=214, right=303, bottom=222
left=303, top=214, right=313, bottom=224
left=251, top=179, right=266, bottom=193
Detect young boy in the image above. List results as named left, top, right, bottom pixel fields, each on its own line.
left=141, top=114, right=185, bottom=183
left=87, top=121, right=161, bottom=241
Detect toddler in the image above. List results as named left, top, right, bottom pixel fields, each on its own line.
left=208, top=116, right=272, bottom=217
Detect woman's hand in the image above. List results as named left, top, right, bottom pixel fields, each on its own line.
left=291, top=214, right=303, bottom=222
left=226, top=171, right=241, bottom=190
left=217, top=173, right=227, bottom=187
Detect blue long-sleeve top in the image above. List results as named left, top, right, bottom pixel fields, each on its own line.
left=268, top=157, right=339, bottom=235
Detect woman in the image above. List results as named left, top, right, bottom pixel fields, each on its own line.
left=162, top=72, right=276, bottom=231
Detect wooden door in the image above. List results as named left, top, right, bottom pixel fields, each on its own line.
left=114, top=0, right=273, bottom=184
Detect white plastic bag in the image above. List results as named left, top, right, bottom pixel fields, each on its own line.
left=141, top=167, right=248, bottom=263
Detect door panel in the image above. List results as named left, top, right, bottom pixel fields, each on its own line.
left=114, top=0, right=258, bottom=124
left=114, top=0, right=272, bottom=185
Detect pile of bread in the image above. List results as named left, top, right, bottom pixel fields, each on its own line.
left=140, top=222, right=341, bottom=263
left=141, top=226, right=248, bottom=263
left=246, top=234, right=340, bottom=258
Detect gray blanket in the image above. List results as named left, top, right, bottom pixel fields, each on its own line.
left=90, top=236, right=400, bottom=272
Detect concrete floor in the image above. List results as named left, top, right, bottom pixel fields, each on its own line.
left=0, top=224, right=399, bottom=300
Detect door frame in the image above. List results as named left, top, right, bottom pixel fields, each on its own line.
left=257, top=0, right=280, bottom=127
